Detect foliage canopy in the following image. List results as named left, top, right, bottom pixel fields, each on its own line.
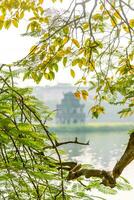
left=0, top=0, right=134, bottom=199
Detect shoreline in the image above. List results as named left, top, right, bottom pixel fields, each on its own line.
left=50, top=122, right=134, bottom=133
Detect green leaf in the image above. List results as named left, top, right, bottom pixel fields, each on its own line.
left=72, top=59, right=78, bottom=66
left=63, top=57, right=67, bottom=66
left=53, top=63, right=59, bottom=72
left=12, top=18, right=18, bottom=28
left=23, top=70, right=31, bottom=80
left=70, top=69, right=75, bottom=78
left=49, top=71, right=55, bottom=80
left=63, top=26, right=69, bottom=34
left=19, top=11, right=24, bottom=19
left=4, top=20, right=11, bottom=29
left=0, top=174, right=15, bottom=181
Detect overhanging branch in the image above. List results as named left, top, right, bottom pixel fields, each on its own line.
left=55, top=137, right=89, bottom=147
left=66, top=132, right=134, bottom=188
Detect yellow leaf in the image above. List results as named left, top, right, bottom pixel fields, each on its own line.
left=103, top=11, right=108, bottom=16
left=0, top=20, right=4, bottom=30
left=39, top=0, right=44, bottom=4
left=114, top=10, right=121, bottom=19
left=16, top=11, right=19, bottom=19
left=72, top=59, right=78, bottom=66
left=44, top=17, right=49, bottom=24
left=110, top=17, right=117, bottom=27
left=0, top=15, right=5, bottom=21
left=90, top=105, right=104, bottom=118
left=19, top=11, right=24, bottom=19
left=72, top=38, right=80, bottom=48
left=12, top=19, right=18, bottom=28
left=100, top=5, right=103, bottom=11
left=78, top=59, right=83, bottom=68
left=88, top=61, right=95, bottom=71
left=98, top=106, right=105, bottom=114
left=122, top=24, right=129, bottom=33
left=81, top=57, right=86, bottom=66
left=70, top=69, right=75, bottom=78
left=78, top=48, right=84, bottom=55
left=57, top=50, right=65, bottom=57
left=74, top=91, right=81, bottom=100
left=82, top=22, right=89, bottom=30
left=129, top=19, right=134, bottom=28
left=62, top=37, right=69, bottom=45
left=65, top=47, right=71, bottom=54
left=94, top=95, right=98, bottom=100
left=129, top=53, right=134, bottom=61
left=4, top=20, right=11, bottom=29
left=93, top=13, right=102, bottom=20
left=81, top=90, right=88, bottom=100
left=29, top=45, right=37, bottom=53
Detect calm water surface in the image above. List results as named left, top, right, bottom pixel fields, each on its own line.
left=58, top=131, right=129, bottom=167
left=57, top=129, right=134, bottom=200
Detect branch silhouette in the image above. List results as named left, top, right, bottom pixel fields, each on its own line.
left=60, top=132, right=134, bottom=188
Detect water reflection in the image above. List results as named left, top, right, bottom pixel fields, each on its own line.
left=56, top=128, right=134, bottom=200
left=57, top=131, right=129, bottom=169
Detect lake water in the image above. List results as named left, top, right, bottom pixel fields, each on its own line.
left=55, top=126, right=134, bottom=200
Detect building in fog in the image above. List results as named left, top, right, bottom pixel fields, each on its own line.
left=33, top=83, right=134, bottom=123
left=56, top=92, right=85, bottom=124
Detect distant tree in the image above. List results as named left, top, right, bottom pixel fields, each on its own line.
left=0, top=0, right=134, bottom=199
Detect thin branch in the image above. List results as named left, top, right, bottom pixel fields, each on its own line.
left=55, top=137, right=89, bottom=147
left=15, top=15, right=85, bottom=66
left=121, top=0, right=134, bottom=11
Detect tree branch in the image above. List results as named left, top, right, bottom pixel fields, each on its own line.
left=44, top=137, right=89, bottom=150
left=66, top=132, right=134, bottom=188
left=55, top=137, right=89, bottom=147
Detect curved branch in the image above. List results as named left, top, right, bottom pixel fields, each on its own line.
left=66, top=132, right=134, bottom=188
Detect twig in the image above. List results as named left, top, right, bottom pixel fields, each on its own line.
left=55, top=137, right=89, bottom=147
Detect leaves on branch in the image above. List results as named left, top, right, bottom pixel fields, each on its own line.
left=0, top=0, right=134, bottom=199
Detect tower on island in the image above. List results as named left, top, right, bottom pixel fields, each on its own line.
left=56, top=92, right=85, bottom=124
